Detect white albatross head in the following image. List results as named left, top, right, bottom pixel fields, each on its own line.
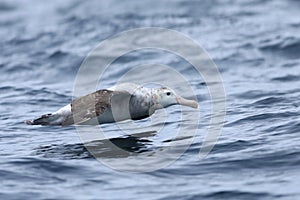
left=152, top=87, right=198, bottom=109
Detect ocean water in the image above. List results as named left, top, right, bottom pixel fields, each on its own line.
left=1, top=0, right=300, bottom=199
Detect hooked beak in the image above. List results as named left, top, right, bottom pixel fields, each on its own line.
left=176, top=95, right=198, bottom=109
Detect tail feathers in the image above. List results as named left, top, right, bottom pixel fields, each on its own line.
left=25, top=113, right=63, bottom=126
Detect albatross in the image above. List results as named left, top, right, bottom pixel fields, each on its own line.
left=25, top=83, right=198, bottom=126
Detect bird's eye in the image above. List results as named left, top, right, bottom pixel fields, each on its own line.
left=166, top=92, right=171, bottom=96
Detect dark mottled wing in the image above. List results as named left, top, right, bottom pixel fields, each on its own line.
left=62, top=89, right=131, bottom=125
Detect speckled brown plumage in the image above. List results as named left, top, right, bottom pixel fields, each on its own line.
left=62, top=89, right=131, bottom=126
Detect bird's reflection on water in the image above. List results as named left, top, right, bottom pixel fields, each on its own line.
left=85, top=131, right=156, bottom=158
left=34, top=131, right=156, bottom=159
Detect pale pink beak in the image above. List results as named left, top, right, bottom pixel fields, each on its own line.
left=176, top=96, right=198, bottom=109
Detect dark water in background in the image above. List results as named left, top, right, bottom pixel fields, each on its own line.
left=1, top=0, right=300, bottom=199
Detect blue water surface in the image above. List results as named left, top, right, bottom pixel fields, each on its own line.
left=1, top=0, right=300, bottom=199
